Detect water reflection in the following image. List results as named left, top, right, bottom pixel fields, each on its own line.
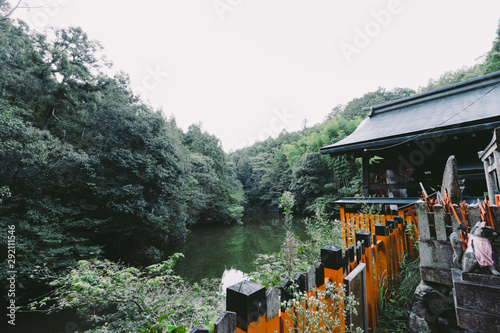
left=220, top=268, right=249, bottom=295
left=170, top=213, right=307, bottom=283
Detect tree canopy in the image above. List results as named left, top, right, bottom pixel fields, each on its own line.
left=0, top=15, right=244, bottom=299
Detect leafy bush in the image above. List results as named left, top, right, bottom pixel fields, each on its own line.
left=251, top=195, right=342, bottom=289
left=282, top=281, right=363, bottom=333
left=377, top=257, right=420, bottom=332
left=29, top=253, right=223, bottom=332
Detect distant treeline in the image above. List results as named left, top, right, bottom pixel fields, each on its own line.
left=229, top=18, right=500, bottom=214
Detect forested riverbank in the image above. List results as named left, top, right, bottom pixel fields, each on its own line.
left=2, top=1, right=500, bottom=331
left=0, top=13, right=249, bottom=308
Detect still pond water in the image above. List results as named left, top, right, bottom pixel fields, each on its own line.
left=19, top=213, right=306, bottom=332
left=170, top=212, right=309, bottom=287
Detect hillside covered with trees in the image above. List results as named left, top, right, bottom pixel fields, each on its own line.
left=0, top=9, right=245, bottom=297
left=229, top=18, right=500, bottom=214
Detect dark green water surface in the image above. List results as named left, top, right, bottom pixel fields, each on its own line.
left=171, top=212, right=308, bottom=284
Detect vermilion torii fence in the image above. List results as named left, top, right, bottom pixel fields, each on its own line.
left=192, top=202, right=419, bottom=333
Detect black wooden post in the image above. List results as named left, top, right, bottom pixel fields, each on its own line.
left=362, top=152, right=370, bottom=197
left=189, top=328, right=209, bottom=333
left=321, top=245, right=343, bottom=271
left=315, top=262, right=325, bottom=287
left=214, top=311, right=236, bottom=333
left=226, top=281, right=266, bottom=332
left=356, top=231, right=372, bottom=249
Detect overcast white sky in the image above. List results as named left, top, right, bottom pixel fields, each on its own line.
left=10, top=0, right=500, bottom=151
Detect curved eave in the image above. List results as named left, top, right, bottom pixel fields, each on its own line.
left=321, top=118, right=500, bottom=156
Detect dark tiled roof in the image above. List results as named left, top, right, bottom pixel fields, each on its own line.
left=321, top=71, right=500, bottom=155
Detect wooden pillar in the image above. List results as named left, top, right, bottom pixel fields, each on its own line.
left=375, top=224, right=390, bottom=292
left=214, top=311, right=236, bottom=333
left=340, top=204, right=347, bottom=248
left=386, top=219, right=398, bottom=279
left=321, top=245, right=344, bottom=286
left=345, top=263, right=368, bottom=332
left=362, top=152, right=370, bottom=197
left=321, top=245, right=345, bottom=332
left=280, top=280, right=294, bottom=333
left=266, top=288, right=280, bottom=333
left=226, top=281, right=267, bottom=333
left=356, top=231, right=376, bottom=331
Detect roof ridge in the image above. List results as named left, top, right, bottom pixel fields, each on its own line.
left=363, top=70, right=500, bottom=117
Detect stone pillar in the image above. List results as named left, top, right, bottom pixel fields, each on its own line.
left=441, top=155, right=460, bottom=204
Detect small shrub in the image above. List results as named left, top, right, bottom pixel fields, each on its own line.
left=29, top=253, right=224, bottom=332
left=282, top=281, right=363, bottom=333
left=377, top=257, right=420, bottom=332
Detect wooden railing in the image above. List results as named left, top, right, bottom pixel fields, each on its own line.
left=193, top=203, right=419, bottom=333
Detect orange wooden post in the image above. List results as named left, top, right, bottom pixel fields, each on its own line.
left=322, top=245, right=344, bottom=287
left=346, top=214, right=352, bottom=247
left=292, top=273, right=308, bottom=333
left=349, top=214, right=356, bottom=247
left=375, top=224, right=390, bottom=294
left=227, top=281, right=267, bottom=333
left=371, top=232, right=381, bottom=323
left=370, top=215, right=376, bottom=236
left=280, top=280, right=294, bottom=333
left=356, top=231, right=376, bottom=331
left=321, top=245, right=345, bottom=332
left=344, top=214, right=349, bottom=248
left=265, top=288, right=280, bottom=333
left=404, top=214, right=415, bottom=260
left=395, top=215, right=406, bottom=255
left=386, top=219, right=398, bottom=280
left=393, top=216, right=403, bottom=267
left=340, top=205, right=347, bottom=248
left=394, top=216, right=404, bottom=264
left=349, top=245, right=356, bottom=275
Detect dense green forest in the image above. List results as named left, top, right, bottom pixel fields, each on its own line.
left=0, top=10, right=246, bottom=297
left=1, top=0, right=500, bottom=329
left=229, top=20, right=500, bottom=214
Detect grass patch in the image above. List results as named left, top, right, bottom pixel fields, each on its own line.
left=377, top=257, right=420, bottom=332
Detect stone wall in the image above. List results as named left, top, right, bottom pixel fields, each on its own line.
left=412, top=200, right=500, bottom=333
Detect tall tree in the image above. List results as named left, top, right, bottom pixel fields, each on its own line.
left=483, top=19, right=500, bottom=74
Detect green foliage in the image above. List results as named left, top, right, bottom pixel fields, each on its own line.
left=230, top=87, right=414, bottom=214
left=483, top=19, right=500, bottom=74
left=250, top=203, right=341, bottom=288
left=282, top=282, right=363, bottom=333
left=0, top=16, right=245, bottom=302
left=183, top=124, right=244, bottom=224
left=417, top=20, right=500, bottom=92
left=377, top=257, right=420, bottom=332
left=29, top=253, right=223, bottom=332
left=418, top=65, right=485, bottom=93
left=331, top=87, right=415, bottom=121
